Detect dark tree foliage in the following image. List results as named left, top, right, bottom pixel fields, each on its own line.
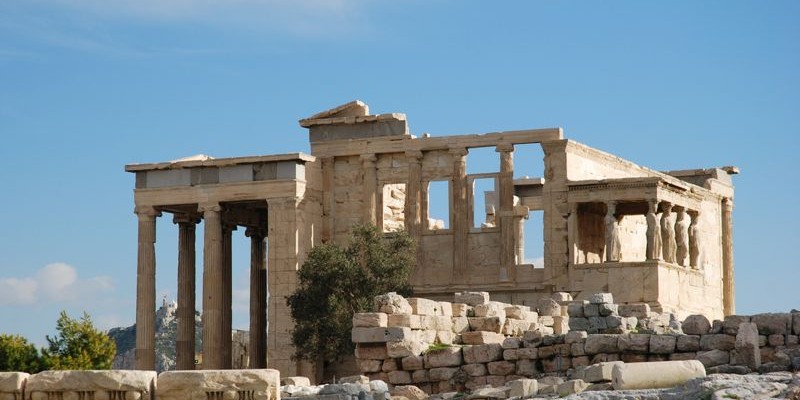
left=287, top=224, right=415, bottom=363
left=42, top=311, right=116, bottom=370
left=0, top=334, right=43, bottom=373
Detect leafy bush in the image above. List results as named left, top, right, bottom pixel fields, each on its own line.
left=287, top=224, right=415, bottom=363
left=0, top=334, right=43, bottom=373
left=42, top=311, right=116, bottom=370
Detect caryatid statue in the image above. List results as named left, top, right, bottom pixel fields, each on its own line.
left=689, top=211, right=702, bottom=269
left=605, top=201, right=621, bottom=262
left=645, top=200, right=661, bottom=260
left=660, top=202, right=677, bottom=263
left=675, top=207, right=689, bottom=267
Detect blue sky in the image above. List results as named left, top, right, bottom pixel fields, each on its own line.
left=0, top=1, right=797, bottom=345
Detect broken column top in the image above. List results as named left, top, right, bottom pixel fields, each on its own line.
left=299, top=100, right=409, bottom=142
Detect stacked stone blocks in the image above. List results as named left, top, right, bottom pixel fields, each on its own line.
left=353, top=292, right=800, bottom=394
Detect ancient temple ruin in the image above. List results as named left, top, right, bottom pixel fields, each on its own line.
left=125, top=100, right=737, bottom=378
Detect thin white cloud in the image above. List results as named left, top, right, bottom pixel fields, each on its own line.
left=0, top=277, right=38, bottom=305
left=0, top=262, right=114, bottom=305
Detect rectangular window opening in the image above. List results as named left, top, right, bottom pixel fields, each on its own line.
left=427, top=180, right=449, bottom=230
left=471, top=177, right=497, bottom=229
left=513, top=143, right=545, bottom=180
left=520, top=210, right=544, bottom=268
left=466, top=146, right=500, bottom=175
left=381, top=183, right=407, bottom=233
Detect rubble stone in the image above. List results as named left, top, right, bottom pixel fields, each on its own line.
left=375, top=293, right=413, bottom=315
left=681, top=314, right=711, bottom=335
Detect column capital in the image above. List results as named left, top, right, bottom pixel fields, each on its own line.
left=134, top=206, right=161, bottom=219
left=405, top=150, right=423, bottom=161
left=448, top=147, right=468, bottom=157
left=173, top=213, right=201, bottom=225
left=495, top=143, right=514, bottom=153
left=606, top=201, right=617, bottom=214
left=245, top=226, right=268, bottom=239
left=722, top=197, right=734, bottom=210
left=198, top=203, right=222, bottom=214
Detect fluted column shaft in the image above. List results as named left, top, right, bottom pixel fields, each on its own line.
left=247, top=227, right=268, bottom=368
left=175, top=215, right=198, bottom=370
left=405, top=151, right=423, bottom=285
left=201, top=203, right=224, bottom=369
left=135, top=206, right=159, bottom=370
left=361, top=154, right=378, bottom=225
left=722, top=198, right=735, bottom=315
left=321, top=157, right=334, bottom=243
left=497, top=144, right=515, bottom=281
left=450, top=148, right=468, bottom=280
left=221, top=221, right=236, bottom=369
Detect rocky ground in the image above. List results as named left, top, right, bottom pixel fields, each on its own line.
left=281, top=372, right=800, bottom=400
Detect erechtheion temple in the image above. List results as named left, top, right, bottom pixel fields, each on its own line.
left=125, top=100, right=737, bottom=377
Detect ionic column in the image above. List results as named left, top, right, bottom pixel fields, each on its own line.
left=689, top=210, right=701, bottom=269
left=645, top=200, right=662, bottom=261
left=722, top=198, right=735, bottom=315
left=200, top=203, right=224, bottom=369
left=221, top=220, right=236, bottom=369
left=660, top=202, right=677, bottom=263
left=449, top=148, right=468, bottom=280
left=497, top=144, right=515, bottom=281
left=405, top=151, right=423, bottom=239
left=134, top=206, right=160, bottom=370
left=361, top=154, right=378, bottom=225
left=247, top=226, right=268, bottom=368
left=174, top=214, right=199, bottom=370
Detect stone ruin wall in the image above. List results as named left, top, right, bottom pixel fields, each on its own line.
left=352, top=292, right=800, bottom=395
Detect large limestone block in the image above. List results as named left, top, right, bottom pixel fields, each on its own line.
left=589, top=293, right=613, bottom=304
left=423, top=347, right=462, bottom=368
left=696, top=349, right=730, bottom=367
left=454, top=292, right=489, bottom=306
left=682, top=314, right=711, bottom=335
left=487, top=361, right=515, bottom=376
left=557, top=379, right=590, bottom=396
left=676, top=335, right=700, bottom=352
left=462, top=331, right=505, bottom=345
left=468, top=317, right=503, bottom=333
left=722, top=315, right=750, bottom=335
left=428, top=367, right=459, bottom=382
left=374, top=293, right=412, bottom=314
left=26, top=370, right=156, bottom=400
left=353, top=312, right=388, bottom=327
left=352, top=327, right=412, bottom=343
left=502, top=319, right=534, bottom=336
left=700, top=334, right=735, bottom=351
left=388, top=314, right=421, bottom=329
left=536, top=298, right=561, bottom=317
left=649, top=335, right=677, bottom=354
left=504, top=305, right=531, bottom=320
left=355, top=343, right=388, bottom=360
left=387, top=340, right=425, bottom=358
left=0, top=372, right=28, bottom=397
left=408, top=298, right=440, bottom=316
left=463, top=344, right=503, bottom=364
left=390, top=385, right=428, bottom=400
left=451, top=303, right=470, bottom=317
left=611, top=360, right=705, bottom=390
left=474, top=302, right=507, bottom=318
left=732, top=322, right=761, bottom=370
left=618, top=303, right=650, bottom=319
left=583, top=361, right=623, bottom=383
left=751, top=313, right=792, bottom=335
left=584, top=334, right=619, bottom=355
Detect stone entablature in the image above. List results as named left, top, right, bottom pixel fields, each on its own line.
left=125, top=100, right=737, bottom=378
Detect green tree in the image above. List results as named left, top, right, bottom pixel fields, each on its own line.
left=0, top=334, right=43, bottom=373
left=42, top=311, right=116, bottom=370
left=287, top=224, right=415, bottom=363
